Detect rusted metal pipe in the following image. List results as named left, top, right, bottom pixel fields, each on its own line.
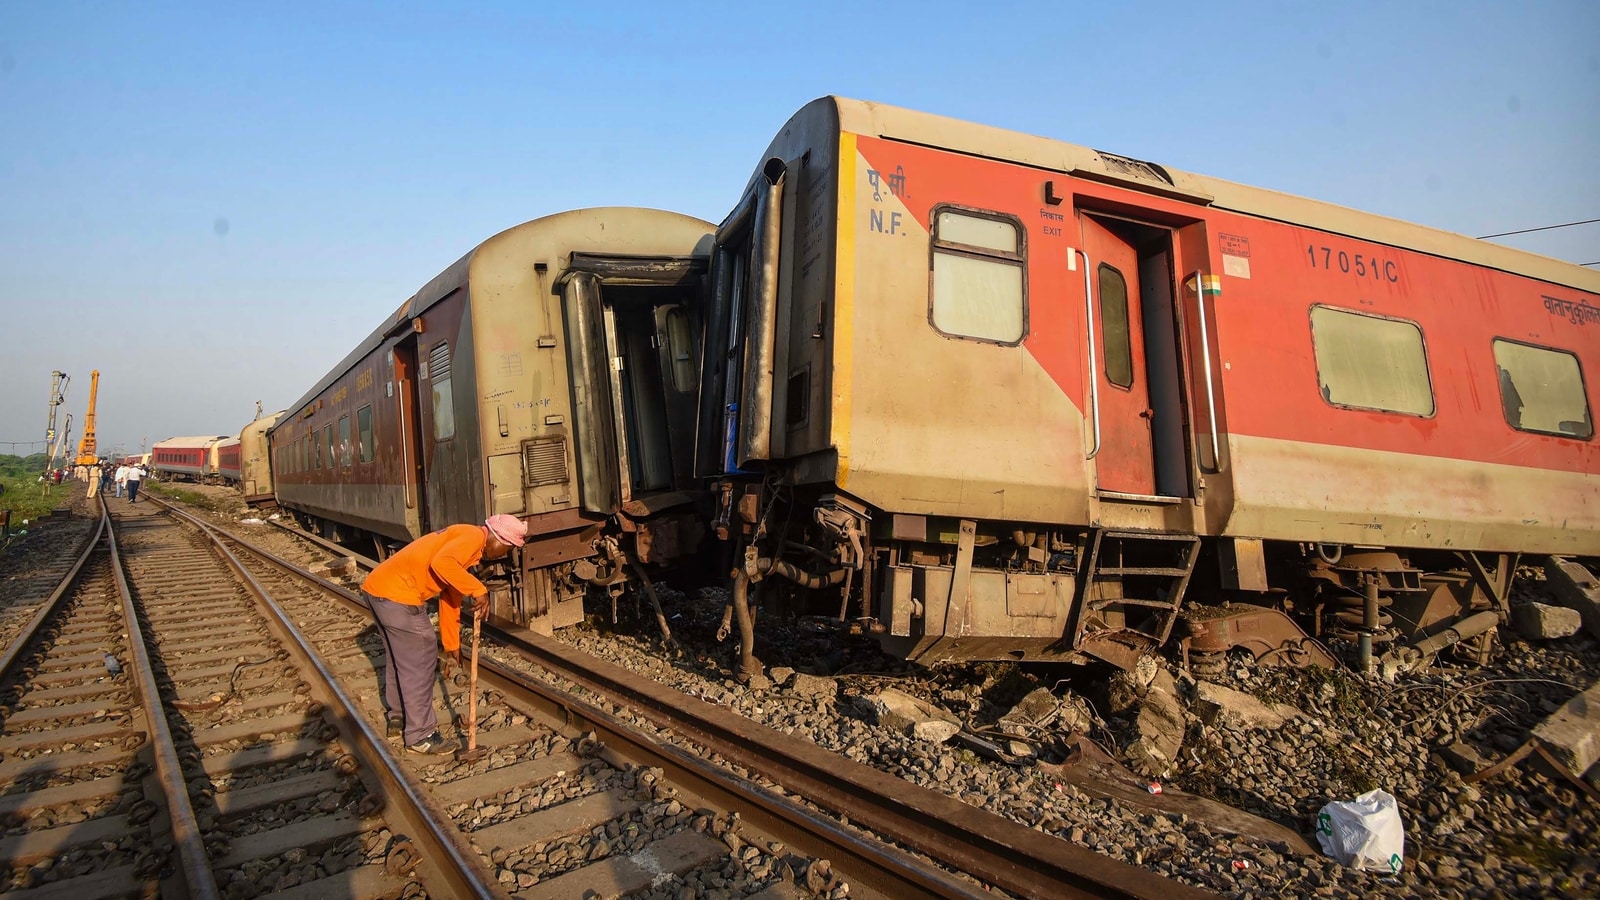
left=755, top=556, right=849, bottom=590
left=1407, top=610, right=1500, bottom=659
left=731, top=570, right=761, bottom=678
left=1359, top=578, right=1379, bottom=672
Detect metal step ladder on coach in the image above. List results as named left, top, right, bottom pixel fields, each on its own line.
left=1073, top=529, right=1201, bottom=670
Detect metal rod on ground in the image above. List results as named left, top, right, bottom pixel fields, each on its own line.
left=625, top=555, right=674, bottom=647
left=1359, top=578, right=1379, bottom=672
left=455, top=607, right=487, bottom=763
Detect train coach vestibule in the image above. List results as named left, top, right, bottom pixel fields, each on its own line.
left=559, top=255, right=707, bottom=515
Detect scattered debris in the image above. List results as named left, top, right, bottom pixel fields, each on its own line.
left=1193, top=681, right=1302, bottom=731
left=860, top=688, right=960, bottom=743
left=1039, top=735, right=1314, bottom=854
left=1531, top=677, right=1600, bottom=775
left=1512, top=601, right=1583, bottom=641
left=788, top=673, right=836, bottom=703
left=1541, top=556, right=1600, bottom=639
left=1314, top=789, right=1405, bottom=874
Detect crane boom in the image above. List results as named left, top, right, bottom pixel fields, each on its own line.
left=75, top=370, right=100, bottom=465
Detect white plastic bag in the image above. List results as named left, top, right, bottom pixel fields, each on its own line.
left=1315, top=789, right=1405, bottom=874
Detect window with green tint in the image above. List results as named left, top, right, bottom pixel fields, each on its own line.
left=358, top=405, right=375, bottom=462
left=1310, top=306, right=1434, bottom=416
left=339, top=415, right=352, bottom=467
left=1493, top=339, right=1592, bottom=439
left=1099, top=263, right=1133, bottom=388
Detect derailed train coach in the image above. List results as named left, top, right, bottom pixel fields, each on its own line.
left=270, top=208, right=716, bottom=631
left=239, top=411, right=284, bottom=504
left=697, top=97, right=1600, bottom=676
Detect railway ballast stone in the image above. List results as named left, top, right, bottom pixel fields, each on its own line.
left=861, top=688, right=961, bottom=743
left=1512, top=602, right=1583, bottom=640
left=1194, top=681, right=1302, bottom=731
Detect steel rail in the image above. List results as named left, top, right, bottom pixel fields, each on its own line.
left=490, top=629, right=1213, bottom=900
left=194, top=516, right=998, bottom=899
left=198, top=509, right=1213, bottom=899
left=151, top=498, right=505, bottom=900
left=0, top=501, right=106, bottom=676
left=266, top=517, right=379, bottom=568
left=105, top=499, right=223, bottom=899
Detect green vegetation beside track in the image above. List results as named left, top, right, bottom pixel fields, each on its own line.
left=0, top=452, right=78, bottom=544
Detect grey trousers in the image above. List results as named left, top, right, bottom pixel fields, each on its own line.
left=363, top=590, right=439, bottom=744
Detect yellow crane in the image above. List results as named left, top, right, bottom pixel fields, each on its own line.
left=74, top=370, right=100, bottom=465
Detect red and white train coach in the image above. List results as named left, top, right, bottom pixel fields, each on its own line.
left=151, top=435, right=231, bottom=483
left=700, top=97, right=1599, bottom=672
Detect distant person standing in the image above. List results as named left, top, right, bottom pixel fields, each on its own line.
left=114, top=464, right=129, bottom=498
left=126, top=464, right=144, bottom=503
left=86, top=461, right=102, bottom=498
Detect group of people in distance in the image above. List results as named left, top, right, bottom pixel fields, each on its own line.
left=81, top=459, right=146, bottom=502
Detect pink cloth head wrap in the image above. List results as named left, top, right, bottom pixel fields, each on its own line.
left=485, top=514, right=528, bottom=547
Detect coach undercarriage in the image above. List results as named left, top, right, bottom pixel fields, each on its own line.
left=676, top=475, right=1526, bottom=678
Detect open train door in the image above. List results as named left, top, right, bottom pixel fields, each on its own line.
left=390, top=335, right=430, bottom=540
left=1077, top=213, right=1190, bottom=499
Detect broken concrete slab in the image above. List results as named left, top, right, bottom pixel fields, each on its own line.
left=789, top=673, right=836, bottom=702
left=1533, top=678, right=1600, bottom=776
left=1512, top=602, right=1583, bottom=640
left=863, top=688, right=960, bottom=743
left=1541, top=557, right=1600, bottom=640
left=1125, top=687, right=1186, bottom=778
left=1194, top=682, right=1303, bottom=731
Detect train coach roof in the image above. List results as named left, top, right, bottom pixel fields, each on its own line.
left=153, top=435, right=231, bottom=447
left=274, top=207, right=712, bottom=432
left=826, top=97, right=1600, bottom=294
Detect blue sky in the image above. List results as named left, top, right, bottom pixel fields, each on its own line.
left=2, top=1, right=1596, bottom=458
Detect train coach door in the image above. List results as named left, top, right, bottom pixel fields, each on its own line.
left=392, top=337, right=430, bottom=536
left=1078, top=214, right=1189, bottom=499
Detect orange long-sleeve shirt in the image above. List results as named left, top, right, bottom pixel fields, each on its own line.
left=361, top=523, right=488, bottom=652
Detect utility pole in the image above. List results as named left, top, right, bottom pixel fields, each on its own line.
left=44, top=371, right=69, bottom=474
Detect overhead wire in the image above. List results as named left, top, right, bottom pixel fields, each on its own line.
left=1476, top=217, right=1600, bottom=239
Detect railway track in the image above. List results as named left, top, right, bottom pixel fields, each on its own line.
left=3, top=494, right=1213, bottom=899
left=0, top=498, right=489, bottom=898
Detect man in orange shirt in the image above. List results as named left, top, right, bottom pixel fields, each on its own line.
left=361, top=514, right=528, bottom=753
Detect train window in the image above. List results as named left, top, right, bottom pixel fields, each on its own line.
left=312, top=431, right=322, bottom=470
left=665, top=307, right=697, bottom=393
left=1310, top=306, right=1435, bottom=416
left=1099, top=264, right=1133, bottom=388
left=1493, top=339, right=1593, bottom=439
left=339, top=416, right=352, bottom=467
left=358, top=405, right=375, bottom=461
left=929, top=206, right=1026, bottom=345
left=324, top=424, right=334, bottom=467
left=429, top=341, right=456, bottom=441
